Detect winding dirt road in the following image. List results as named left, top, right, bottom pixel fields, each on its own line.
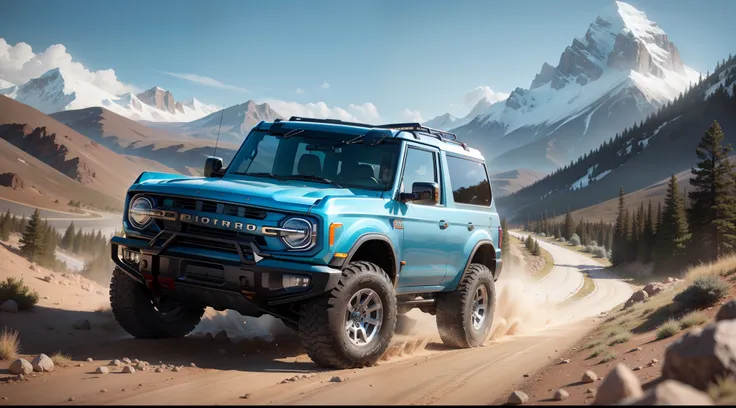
left=1, top=232, right=633, bottom=405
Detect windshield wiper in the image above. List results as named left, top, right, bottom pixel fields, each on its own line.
left=282, top=174, right=343, bottom=188
left=234, top=172, right=285, bottom=181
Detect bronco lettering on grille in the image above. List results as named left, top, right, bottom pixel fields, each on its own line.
left=179, top=213, right=257, bottom=231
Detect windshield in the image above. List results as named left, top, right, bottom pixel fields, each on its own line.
left=227, top=129, right=401, bottom=191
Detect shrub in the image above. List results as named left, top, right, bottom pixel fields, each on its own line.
left=592, top=246, right=608, bottom=258
left=587, top=345, right=606, bottom=359
left=539, top=232, right=547, bottom=237
left=0, top=277, right=39, bottom=310
left=570, top=233, right=581, bottom=246
left=678, top=311, right=708, bottom=329
left=590, top=240, right=598, bottom=247
left=0, top=328, right=20, bottom=360
left=673, top=275, right=729, bottom=309
left=656, top=319, right=680, bottom=340
left=599, top=350, right=617, bottom=363
left=608, top=331, right=631, bottom=346
left=583, top=340, right=602, bottom=350
left=560, top=237, right=566, bottom=243
left=583, top=245, right=593, bottom=253
left=50, top=351, right=72, bottom=367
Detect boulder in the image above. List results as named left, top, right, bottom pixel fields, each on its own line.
left=662, top=320, right=736, bottom=390
left=593, top=364, right=642, bottom=405
left=582, top=370, right=598, bottom=383
left=507, top=391, right=529, bottom=405
left=619, top=380, right=712, bottom=405
left=9, top=359, right=33, bottom=375
left=632, top=290, right=648, bottom=302
left=122, top=365, right=136, bottom=374
left=554, top=389, right=569, bottom=401
left=643, top=282, right=667, bottom=297
left=31, top=354, right=54, bottom=372
left=95, top=366, right=109, bottom=374
left=0, top=299, right=18, bottom=313
left=715, top=299, right=736, bottom=322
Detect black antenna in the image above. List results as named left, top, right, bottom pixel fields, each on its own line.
left=213, top=108, right=225, bottom=157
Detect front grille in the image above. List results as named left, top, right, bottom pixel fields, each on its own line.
left=152, top=195, right=268, bottom=220
left=182, top=224, right=267, bottom=247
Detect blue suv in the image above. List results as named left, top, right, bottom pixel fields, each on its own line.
left=109, top=117, right=504, bottom=369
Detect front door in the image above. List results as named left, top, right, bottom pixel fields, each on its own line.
left=396, top=145, right=450, bottom=287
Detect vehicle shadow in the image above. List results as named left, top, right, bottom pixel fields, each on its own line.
left=2, top=305, right=322, bottom=375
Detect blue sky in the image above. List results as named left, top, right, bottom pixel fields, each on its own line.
left=1, top=0, right=734, bottom=122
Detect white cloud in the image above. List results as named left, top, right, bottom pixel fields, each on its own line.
left=320, top=81, right=331, bottom=89
left=295, top=88, right=305, bottom=94
left=463, top=85, right=509, bottom=107
left=263, top=99, right=380, bottom=123
left=400, top=108, right=424, bottom=123
left=0, top=37, right=137, bottom=95
left=164, top=72, right=248, bottom=92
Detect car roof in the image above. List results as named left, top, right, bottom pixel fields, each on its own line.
left=255, top=117, right=485, bottom=161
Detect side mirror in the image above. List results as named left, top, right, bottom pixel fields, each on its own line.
left=399, top=182, right=439, bottom=205
left=204, top=156, right=224, bottom=177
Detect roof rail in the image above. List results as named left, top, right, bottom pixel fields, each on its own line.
left=287, top=116, right=376, bottom=128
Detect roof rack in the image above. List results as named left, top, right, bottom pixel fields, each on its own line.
left=284, top=116, right=469, bottom=151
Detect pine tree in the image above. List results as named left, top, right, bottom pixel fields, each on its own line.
left=687, top=120, right=736, bottom=261
left=38, top=221, right=58, bottom=267
left=653, top=175, right=692, bottom=273
left=61, top=222, right=76, bottom=250
left=532, top=239, right=541, bottom=256
left=644, top=200, right=655, bottom=262
left=612, top=187, right=628, bottom=265
left=0, top=210, right=11, bottom=241
left=563, top=210, right=575, bottom=240
left=19, top=209, right=44, bottom=262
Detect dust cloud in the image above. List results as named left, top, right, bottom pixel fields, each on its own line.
left=192, top=308, right=291, bottom=342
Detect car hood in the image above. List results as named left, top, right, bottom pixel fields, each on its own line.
left=133, top=175, right=382, bottom=211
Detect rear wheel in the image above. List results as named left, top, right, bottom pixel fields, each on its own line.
left=298, top=261, right=397, bottom=369
left=435, top=263, right=495, bottom=348
left=110, top=268, right=205, bottom=338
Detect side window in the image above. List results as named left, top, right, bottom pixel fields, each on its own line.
left=446, top=156, right=492, bottom=206
left=401, top=147, right=438, bottom=195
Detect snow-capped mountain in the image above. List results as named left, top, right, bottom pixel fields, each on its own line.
left=168, top=100, right=284, bottom=143
left=0, top=78, right=14, bottom=89
left=445, top=1, right=699, bottom=173
left=424, top=113, right=458, bottom=130
left=425, top=97, right=497, bottom=130
left=0, top=68, right=220, bottom=123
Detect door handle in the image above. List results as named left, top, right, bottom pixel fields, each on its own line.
left=467, top=222, right=475, bottom=231
left=439, top=220, right=449, bottom=230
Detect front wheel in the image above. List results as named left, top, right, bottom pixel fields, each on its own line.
left=298, top=261, right=397, bottom=369
left=435, top=263, right=495, bottom=348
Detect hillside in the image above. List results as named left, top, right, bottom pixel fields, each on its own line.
left=498, top=54, right=736, bottom=224
left=435, top=1, right=698, bottom=174
left=490, top=169, right=547, bottom=198
left=0, top=96, right=178, bottom=206
left=51, top=107, right=240, bottom=174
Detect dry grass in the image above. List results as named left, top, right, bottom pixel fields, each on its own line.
left=608, top=331, right=632, bottom=346
left=656, top=319, right=681, bottom=340
left=583, top=340, right=603, bottom=350
left=684, top=255, right=736, bottom=283
left=0, top=328, right=20, bottom=360
left=599, top=350, right=617, bottom=363
left=678, top=311, right=709, bottom=329
left=587, top=345, right=606, bottom=360
left=708, top=376, right=736, bottom=405
left=50, top=351, right=72, bottom=367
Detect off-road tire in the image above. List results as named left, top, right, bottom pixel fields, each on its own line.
left=298, top=261, right=397, bottom=369
left=110, top=268, right=205, bottom=338
left=435, top=263, right=495, bottom=348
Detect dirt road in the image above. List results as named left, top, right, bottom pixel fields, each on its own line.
left=1, top=232, right=633, bottom=405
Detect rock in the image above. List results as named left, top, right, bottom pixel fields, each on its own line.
left=100, top=389, right=107, bottom=393
left=189, top=363, right=196, bottom=368
left=507, top=390, right=529, bottom=405
left=122, top=357, right=132, bottom=364
left=554, top=389, right=569, bottom=401
left=633, top=366, right=642, bottom=371
left=716, top=299, right=736, bottom=321
left=0, top=299, right=18, bottom=313
left=560, top=359, right=570, bottom=364
left=662, top=320, right=736, bottom=390
left=666, top=277, right=678, bottom=284
left=155, top=368, right=163, bottom=373
left=9, top=359, right=33, bottom=375
left=582, top=370, right=598, bottom=383
left=214, top=330, right=230, bottom=343
left=109, top=359, right=123, bottom=367
left=172, top=367, right=180, bottom=372
left=122, top=365, right=136, bottom=374
left=586, top=388, right=597, bottom=395
left=96, top=290, right=104, bottom=295
left=593, top=363, right=643, bottom=405
left=522, top=373, right=530, bottom=378
left=329, top=376, right=343, bottom=383
left=31, top=354, right=54, bottom=372
left=619, top=380, right=713, bottom=405
left=43, top=275, right=54, bottom=283
left=630, top=347, right=642, bottom=353
left=135, top=361, right=148, bottom=371
left=86, top=357, right=93, bottom=362
left=96, top=366, right=109, bottom=374
left=240, top=394, right=252, bottom=399
left=632, top=290, right=648, bottom=302
left=643, top=282, right=667, bottom=297
left=68, top=397, right=75, bottom=402
left=73, top=319, right=91, bottom=330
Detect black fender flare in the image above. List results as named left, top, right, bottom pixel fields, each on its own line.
left=329, top=233, right=400, bottom=287
left=457, top=239, right=498, bottom=288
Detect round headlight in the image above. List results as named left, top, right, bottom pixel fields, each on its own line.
left=281, top=217, right=314, bottom=250
left=128, top=196, right=153, bottom=229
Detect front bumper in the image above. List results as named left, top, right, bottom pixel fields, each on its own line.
left=110, top=233, right=342, bottom=319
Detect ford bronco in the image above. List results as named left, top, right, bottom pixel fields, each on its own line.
left=109, top=116, right=503, bottom=369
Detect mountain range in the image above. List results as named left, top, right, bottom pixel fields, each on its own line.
left=424, top=1, right=699, bottom=174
